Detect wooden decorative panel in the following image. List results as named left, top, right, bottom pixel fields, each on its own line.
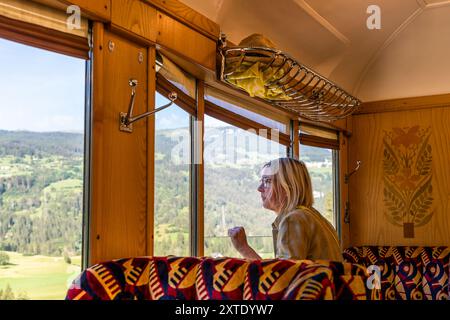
left=383, top=126, right=433, bottom=238
left=348, top=106, right=450, bottom=246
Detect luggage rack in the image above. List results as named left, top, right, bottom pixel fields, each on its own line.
left=218, top=36, right=361, bottom=121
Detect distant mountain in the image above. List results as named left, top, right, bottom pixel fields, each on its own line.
left=0, top=130, right=83, bottom=158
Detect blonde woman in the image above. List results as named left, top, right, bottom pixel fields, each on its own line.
left=228, top=158, right=343, bottom=261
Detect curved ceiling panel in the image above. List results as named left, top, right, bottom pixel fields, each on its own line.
left=181, top=0, right=450, bottom=102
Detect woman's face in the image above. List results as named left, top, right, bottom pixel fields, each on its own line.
left=257, top=166, right=279, bottom=212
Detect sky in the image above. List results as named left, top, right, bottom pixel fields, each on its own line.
left=0, top=37, right=85, bottom=132
left=0, top=36, right=271, bottom=133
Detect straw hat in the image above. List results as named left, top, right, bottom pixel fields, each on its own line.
left=238, top=33, right=277, bottom=49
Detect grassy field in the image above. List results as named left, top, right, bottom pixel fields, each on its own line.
left=0, top=251, right=81, bottom=300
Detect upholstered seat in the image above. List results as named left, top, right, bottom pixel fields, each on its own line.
left=343, top=246, right=450, bottom=300
left=66, top=256, right=378, bottom=300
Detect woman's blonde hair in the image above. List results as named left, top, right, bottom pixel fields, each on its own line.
left=263, top=158, right=314, bottom=213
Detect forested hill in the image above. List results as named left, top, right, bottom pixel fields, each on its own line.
left=0, top=130, right=83, bottom=158
left=0, top=130, right=84, bottom=256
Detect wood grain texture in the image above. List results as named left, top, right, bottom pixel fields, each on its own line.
left=0, top=14, right=89, bottom=59
left=349, top=107, right=450, bottom=246
left=90, top=29, right=148, bottom=264
left=111, top=0, right=157, bottom=42
left=156, top=11, right=216, bottom=71
left=146, top=46, right=156, bottom=256
left=357, top=93, right=450, bottom=115
left=1, top=0, right=88, bottom=37
left=58, top=0, right=111, bottom=21
left=143, top=0, right=220, bottom=40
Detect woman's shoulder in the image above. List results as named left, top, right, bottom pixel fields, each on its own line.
left=279, top=207, right=311, bottom=225
left=281, top=206, right=327, bottom=225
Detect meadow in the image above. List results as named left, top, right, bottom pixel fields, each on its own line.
left=0, top=251, right=81, bottom=300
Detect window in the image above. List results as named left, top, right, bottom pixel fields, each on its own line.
left=154, top=91, right=192, bottom=256
left=300, top=145, right=337, bottom=226
left=299, top=123, right=340, bottom=227
left=203, top=97, right=287, bottom=258
left=0, top=38, right=87, bottom=300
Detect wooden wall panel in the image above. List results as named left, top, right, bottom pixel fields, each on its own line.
left=357, top=93, right=450, bottom=115
left=348, top=107, right=450, bottom=246
left=156, top=11, right=216, bottom=71
left=143, top=0, right=220, bottom=40
left=111, top=0, right=157, bottom=42
left=91, top=28, right=148, bottom=264
left=52, top=0, right=111, bottom=21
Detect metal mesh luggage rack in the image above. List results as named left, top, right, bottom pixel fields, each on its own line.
left=218, top=38, right=361, bottom=122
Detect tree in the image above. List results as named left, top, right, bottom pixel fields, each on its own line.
left=0, top=252, right=10, bottom=265
left=63, top=250, right=72, bottom=264
left=0, top=284, right=15, bottom=300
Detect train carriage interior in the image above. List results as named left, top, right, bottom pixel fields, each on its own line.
left=0, top=0, right=449, bottom=303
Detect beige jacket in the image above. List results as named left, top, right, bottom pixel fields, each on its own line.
left=272, top=206, right=343, bottom=261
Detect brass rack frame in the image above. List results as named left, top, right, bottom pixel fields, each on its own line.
left=218, top=38, right=361, bottom=122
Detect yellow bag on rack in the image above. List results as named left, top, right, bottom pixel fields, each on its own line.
left=226, top=61, right=292, bottom=100
left=225, top=33, right=292, bottom=101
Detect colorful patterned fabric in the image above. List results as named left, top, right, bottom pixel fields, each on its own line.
left=343, top=246, right=450, bottom=300
left=282, top=260, right=376, bottom=300
left=66, top=256, right=378, bottom=300
left=195, top=257, right=249, bottom=300
left=281, top=262, right=334, bottom=300
left=244, top=259, right=311, bottom=300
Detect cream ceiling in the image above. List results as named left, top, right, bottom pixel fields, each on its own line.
left=180, top=0, right=450, bottom=102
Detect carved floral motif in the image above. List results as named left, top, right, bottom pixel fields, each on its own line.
left=383, top=126, right=433, bottom=237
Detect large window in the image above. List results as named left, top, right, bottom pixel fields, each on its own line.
left=154, top=91, right=191, bottom=256
left=0, top=38, right=86, bottom=300
left=203, top=97, right=287, bottom=258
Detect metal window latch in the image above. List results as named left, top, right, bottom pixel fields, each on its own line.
left=119, top=79, right=177, bottom=133
left=344, top=160, right=361, bottom=184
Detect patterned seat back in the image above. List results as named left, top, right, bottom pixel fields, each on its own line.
left=343, top=246, right=450, bottom=300
left=66, top=256, right=378, bottom=300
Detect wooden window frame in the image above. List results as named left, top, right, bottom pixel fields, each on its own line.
left=299, top=121, right=340, bottom=150
left=299, top=134, right=340, bottom=150
left=0, top=14, right=89, bottom=59
left=156, top=73, right=196, bottom=116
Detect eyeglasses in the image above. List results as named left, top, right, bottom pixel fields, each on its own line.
left=259, top=177, right=272, bottom=189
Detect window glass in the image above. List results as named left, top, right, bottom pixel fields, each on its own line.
left=204, top=115, right=286, bottom=258
left=206, top=95, right=287, bottom=133
left=300, top=144, right=336, bottom=226
left=154, top=92, right=191, bottom=256
left=0, top=38, right=86, bottom=300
